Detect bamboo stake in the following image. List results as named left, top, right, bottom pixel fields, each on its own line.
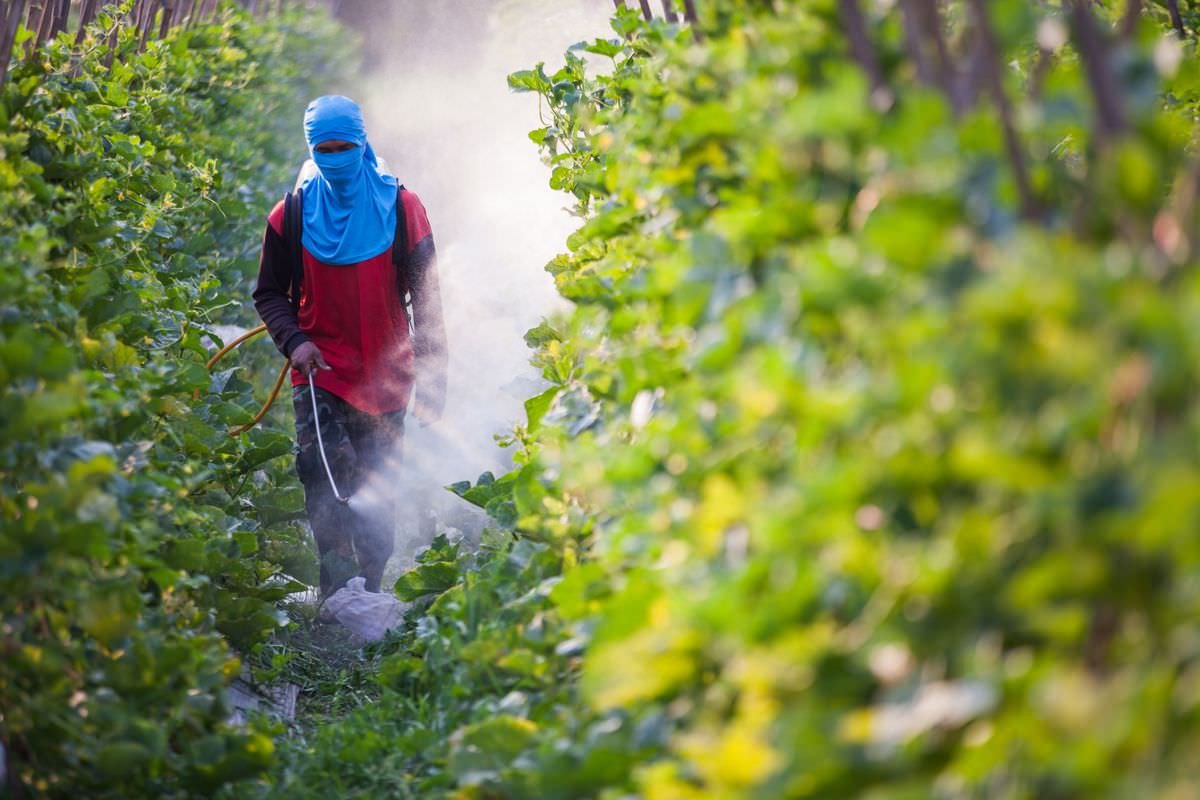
left=958, top=29, right=990, bottom=111
left=148, top=0, right=165, bottom=46
left=23, top=0, right=42, bottom=33
left=159, top=0, right=176, bottom=38
left=838, top=0, right=890, bottom=108
left=23, top=1, right=37, bottom=37
left=898, top=0, right=935, bottom=87
left=1120, top=0, right=1142, bottom=38
left=0, top=0, right=29, bottom=90
left=134, top=0, right=152, bottom=50
left=184, top=0, right=204, bottom=28
left=74, top=0, right=100, bottom=45
left=34, top=0, right=55, bottom=47
left=966, top=0, right=1039, bottom=220
left=1165, top=0, right=1186, bottom=38
left=0, top=5, right=10, bottom=89
left=681, top=0, right=701, bottom=40
left=49, top=0, right=65, bottom=41
left=40, top=0, right=56, bottom=43
left=51, top=0, right=69, bottom=40
left=42, top=0, right=62, bottom=45
left=1067, top=0, right=1126, bottom=139
left=912, top=0, right=962, bottom=113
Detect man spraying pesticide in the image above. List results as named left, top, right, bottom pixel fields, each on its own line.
left=252, top=95, right=447, bottom=611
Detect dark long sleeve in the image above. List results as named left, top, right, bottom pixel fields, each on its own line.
left=252, top=217, right=309, bottom=359
left=407, top=232, right=448, bottom=418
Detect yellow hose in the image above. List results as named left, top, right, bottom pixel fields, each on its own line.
left=205, top=324, right=292, bottom=437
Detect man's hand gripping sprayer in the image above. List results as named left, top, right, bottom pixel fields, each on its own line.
left=204, top=328, right=352, bottom=504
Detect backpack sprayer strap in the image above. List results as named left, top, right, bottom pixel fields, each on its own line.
left=283, top=183, right=411, bottom=320
left=284, top=187, right=304, bottom=312
left=393, top=185, right=413, bottom=324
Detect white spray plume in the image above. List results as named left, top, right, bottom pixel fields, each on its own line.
left=337, top=0, right=612, bottom=571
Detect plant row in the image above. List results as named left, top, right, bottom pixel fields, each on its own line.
left=0, top=2, right=350, bottom=795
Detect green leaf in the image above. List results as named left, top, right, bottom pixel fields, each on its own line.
left=524, top=387, right=559, bottom=433
left=393, top=561, right=459, bottom=601
left=507, top=68, right=548, bottom=94
left=448, top=716, right=538, bottom=785
left=576, top=38, right=624, bottom=58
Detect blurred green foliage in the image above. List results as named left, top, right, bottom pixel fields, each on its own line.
left=0, top=2, right=350, bottom=795
left=268, top=0, right=1200, bottom=797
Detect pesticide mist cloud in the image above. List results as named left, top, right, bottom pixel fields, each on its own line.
left=343, top=0, right=612, bottom=566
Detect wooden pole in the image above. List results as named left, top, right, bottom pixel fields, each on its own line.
left=159, top=0, right=176, bottom=38
left=1067, top=0, right=1126, bottom=139
left=0, top=0, right=29, bottom=90
left=75, top=0, right=100, bottom=45
left=897, top=0, right=935, bottom=87
left=838, top=0, right=889, bottom=107
left=132, top=0, right=147, bottom=48
left=141, top=0, right=164, bottom=49
left=660, top=0, right=679, bottom=22
left=33, top=0, right=55, bottom=47
left=1165, top=0, right=1186, bottom=37
left=184, top=0, right=204, bottom=28
left=1119, top=0, right=1142, bottom=38
left=50, top=0, right=69, bottom=40
left=911, top=0, right=961, bottom=113
left=637, top=0, right=653, bottom=21
left=0, top=4, right=10, bottom=85
left=966, top=0, right=1039, bottom=220
left=23, top=0, right=40, bottom=39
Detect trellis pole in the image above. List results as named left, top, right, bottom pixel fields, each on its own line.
left=0, top=0, right=28, bottom=88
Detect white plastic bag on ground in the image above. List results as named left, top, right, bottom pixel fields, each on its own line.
left=322, top=577, right=407, bottom=641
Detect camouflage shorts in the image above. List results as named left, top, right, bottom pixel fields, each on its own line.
left=293, top=384, right=405, bottom=594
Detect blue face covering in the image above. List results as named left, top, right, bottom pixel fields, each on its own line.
left=300, top=95, right=398, bottom=265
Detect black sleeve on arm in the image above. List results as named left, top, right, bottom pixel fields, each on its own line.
left=408, top=234, right=448, bottom=417
left=252, top=220, right=308, bottom=359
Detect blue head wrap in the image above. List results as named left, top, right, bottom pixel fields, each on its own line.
left=300, top=95, right=398, bottom=265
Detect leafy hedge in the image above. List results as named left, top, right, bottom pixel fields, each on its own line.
left=505, top=3, right=1200, bottom=795
left=0, top=3, right=349, bottom=795
left=269, top=1, right=1200, bottom=797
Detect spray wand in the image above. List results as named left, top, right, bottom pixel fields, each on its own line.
left=308, top=370, right=351, bottom=505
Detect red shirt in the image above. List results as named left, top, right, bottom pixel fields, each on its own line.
left=265, top=189, right=434, bottom=415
